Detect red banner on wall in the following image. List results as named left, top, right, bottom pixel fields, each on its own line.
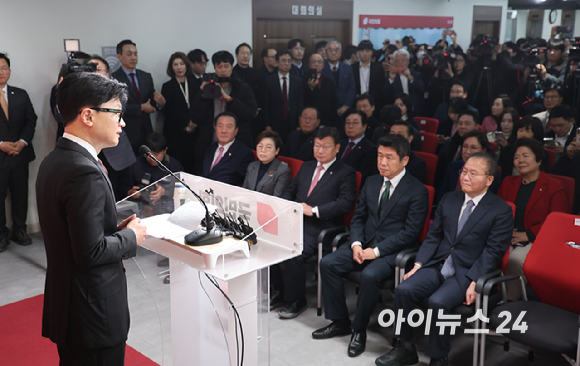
left=359, top=15, right=454, bottom=29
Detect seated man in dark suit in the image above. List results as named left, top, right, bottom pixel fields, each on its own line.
left=202, top=111, right=255, bottom=186
left=303, top=53, right=338, bottom=128
left=375, top=153, right=513, bottom=366
left=111, top=39, right=165, bottom=152
left=322, top=41, right=356, bottom=118
left=280, top=106, right=320, bottom=162
left=119, top=133, right=183, bottom=206
left=314, top=134, right=429, bottom=358
left=355, top=93, right=381, bottom=140
left=339, top=109, right=377, bottom=185
left=276, top=127, right=357, bottom=319
left=544, top=104, right=577, bottom=160
left=383, top=49, right=425, bottom=116
left=390, top=121, right=426, bottom=184
left=263, top=50, right=304, bottom=143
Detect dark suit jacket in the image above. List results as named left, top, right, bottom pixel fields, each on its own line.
left=0, top=85, right=36, bottom=168
left=322, top=61, right=356, bottom=108
left=291, top=62, right=310, bottom=78
left=111, top=68, right=157, bottom=149
left=242, top=158, right=291, bottom=197
left=282, top=159, right=357, bottom=248
left=497, top=172, right=567, bottom=237
left=407, top=151, right=427, bottom=184
left=338, top=137, right=377, bottom=185
left=416, top=190, right=513, bottom=291
left=351, top=61, right=385, bottom=101
left=280, top=128, right=317, bottom=162
left=350, top=173, right=429, bottom=256
left=202, top=139, right=255, bottom=186
left=36, top=137, right=137, bottom=348
left=263, top=73, right=304, bottom=142
left=302, top=75, right=338, bottom=128
left=383, top=71, right=425, bottom=115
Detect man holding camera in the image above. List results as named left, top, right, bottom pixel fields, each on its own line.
left=191, top=50, right=257, bottom=175
left=0, top=53, right=37, bottom=252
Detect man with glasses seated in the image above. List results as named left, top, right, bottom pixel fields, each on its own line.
left=338, top=109, right=377, bottom=186
left=532, top=86, right=563, bottom=131
left=376, top=153, right=513, bottom=366
left=263, top=50, right=304, bottom=143
left=274, top=127, right=357, bottom=319
left=280, top=107, right=321, bottom=162
left=288, top=39, right=309, bottom=77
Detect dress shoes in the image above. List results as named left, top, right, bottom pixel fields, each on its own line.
left=312, top=321, right=351, bottom=339
left=270, top=291, right=285, bottom=311
left=0, top=236, right=9, bottom=252
left=10, top=230, right=32, bottom=246
left=429, top=357, right=448, bottom=366
left=347, top=331, right=367, bottom=357
left=278, top=298, right=307, bottom=319
left=375, top=343, right=418, bottom=366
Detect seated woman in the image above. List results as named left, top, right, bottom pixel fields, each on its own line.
left=481, top=94, right=512, bottom=134
left=436, top=97, right=469, bottom=146
left=498, top=116, right=545, bottom=177
left=497, top=138, right=568, bottom=300
left=486, top=107, right=519, bottom=158
left=243, top=130, right=291, bottom=197
left=437, top=130, right=499, bottom=202
left=394, top=93, right=419, bottom=130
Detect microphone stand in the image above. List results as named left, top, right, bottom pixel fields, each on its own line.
left=139, top=146, right=223, bottom=246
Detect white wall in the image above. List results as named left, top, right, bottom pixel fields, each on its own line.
left=542, top=9, right=562, bottom=40
left=515, top=9, right=529, bottom=41
left=3, top=0, right=252, bottom=232
left=353, top=0, right=509, bottom=49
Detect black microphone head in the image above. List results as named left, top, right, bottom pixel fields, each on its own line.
left=139, top=145, right=152, bottom=156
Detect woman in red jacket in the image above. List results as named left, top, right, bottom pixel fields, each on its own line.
left=497, top=138, right=568, bottom=300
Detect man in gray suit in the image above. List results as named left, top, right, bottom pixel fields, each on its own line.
left=111, top=39, right=165, bottom=152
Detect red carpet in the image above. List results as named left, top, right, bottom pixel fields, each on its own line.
left=0, top=295, right=159, bottom=366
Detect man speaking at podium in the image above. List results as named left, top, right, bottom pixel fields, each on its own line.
left=36, top=72, right=147, bottom=366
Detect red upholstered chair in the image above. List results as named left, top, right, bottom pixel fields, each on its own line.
left=548, top=174, right=575, bottom=214
left=489, top=142, right=497, bottom=153
left=544, top=148, right=557, bottom=170
left=416, top=117, right=439, bottom=134
left=479, top=212, right=580, bottom=366
left=414, top=151, right=438, bottom=186
left=420, top=132, right=439, bottom=154
left=277, top=155, right=303, bottom=180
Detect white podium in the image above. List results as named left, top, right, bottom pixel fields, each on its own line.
left=117, top=173, right=303, bottom=366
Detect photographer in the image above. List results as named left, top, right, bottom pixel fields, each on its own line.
left=523, top=40, right=567, bottom=89
left=191, top=50, right=257, bottom=174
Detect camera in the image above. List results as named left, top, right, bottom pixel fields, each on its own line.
left=201, top=73, right=229, bottom=99
left=60, top=39, right=97, bottom=79
left=435, top=52, right=455, bottom=79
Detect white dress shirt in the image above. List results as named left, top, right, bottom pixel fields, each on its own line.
left=359, top=62, right=371, bottom=95
left=278, top=72, right=290, bottom=98
left=211, top=139, right=235, bottom=167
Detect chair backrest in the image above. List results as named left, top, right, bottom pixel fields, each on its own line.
left=416, top=117, right=439, bottom=134
left=419, top=185, right=435, bottom=243
left=523, top=212, right=580, bottom=314
left=501, top=201, right=517, bottom=272
left=420, top=132, right=439, bottom=155
left=252, top=149, right=257, bottom=160
left=544, top=148, right=556, bottom=170
left=277, top=155, right=304, bottom=180
left=548, top=173, right=575, bottom=214
left=414, top=151, right=438, bottom=186
left=344, top=171, right=363, bottom=228
left=489, top=142, right=497, bottom=153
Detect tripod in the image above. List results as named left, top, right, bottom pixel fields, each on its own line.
left=472, top=65, right=493, bottom=110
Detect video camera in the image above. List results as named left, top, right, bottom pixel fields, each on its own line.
left=60, top=39, right=97, bottom=79
left=201, top=73, right=230, bottom=99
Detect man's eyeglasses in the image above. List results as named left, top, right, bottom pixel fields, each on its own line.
left=89, top=107, right=123, bottom=123
left=459, top=169, right=488, bottom=179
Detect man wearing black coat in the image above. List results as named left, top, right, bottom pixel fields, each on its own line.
left=338, top=109, right=377, bottom=186
left=280, top=107, right=320, bottom=162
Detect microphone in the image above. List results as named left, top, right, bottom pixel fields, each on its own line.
left=139, top=145, right=223, bottom=246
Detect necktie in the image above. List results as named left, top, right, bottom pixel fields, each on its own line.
left=332, top=66, right=337, bottom=73
left=98, top=158, right=108, bottom=175
left=378, top=181, right=391, bottom=218
left=332, top=66, right=339, bottom=84
left=307, top=165, right=325, bottom=197
left=441, top=200, right=474, bottom=279
left=0, top=90, right=8, bottom=120
left=210, top=146, right=224, bottom=171
left=129, top=73, right=140, bottom=100
left=282, top=76, right=288, bottom=121
left=342, top=141, right=355, bottom=161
